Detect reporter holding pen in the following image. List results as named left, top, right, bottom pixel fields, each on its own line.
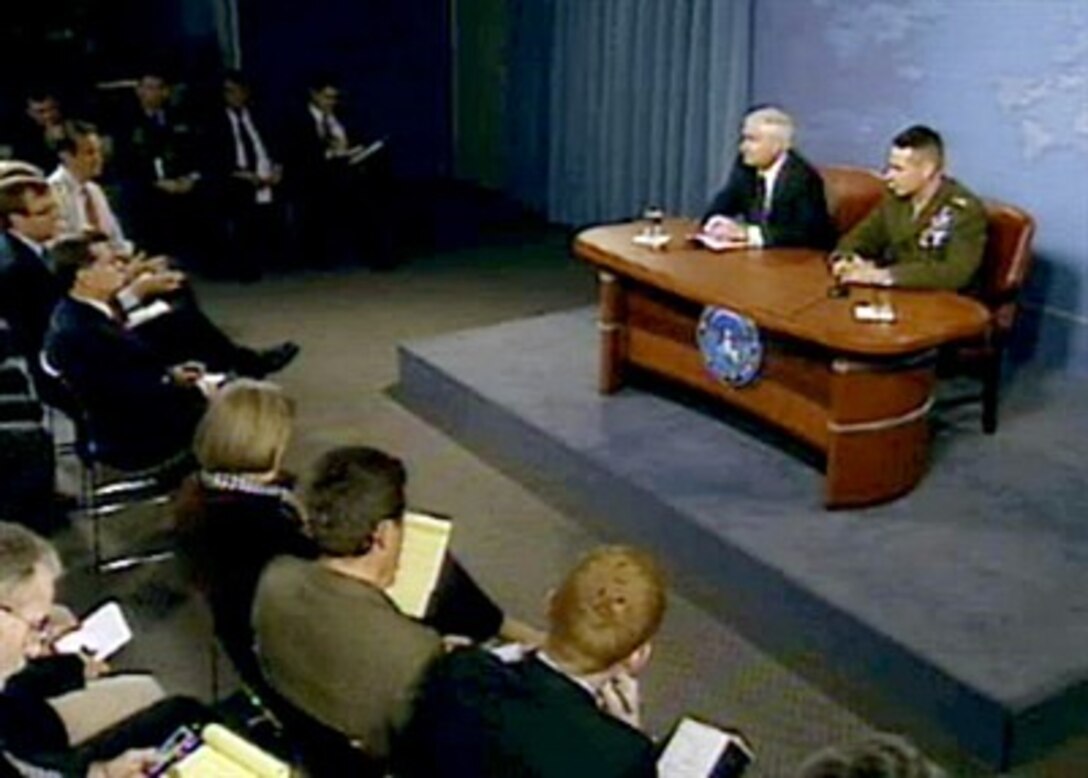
left=400, top=545, right=667, bottom=778
left=0, top=522, right=208, bottom=777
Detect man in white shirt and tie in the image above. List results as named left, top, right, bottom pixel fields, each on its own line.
left=46, top=121, right=131, bottom=254
left=208, top=70, right=285, bottom=280
left=289, top=74, right=395, bottom=269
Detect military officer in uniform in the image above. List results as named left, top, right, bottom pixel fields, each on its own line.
left=832, top=125, right=987, bottom=291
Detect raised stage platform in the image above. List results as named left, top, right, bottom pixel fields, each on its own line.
left=393, top=307, right=1088, bottom=770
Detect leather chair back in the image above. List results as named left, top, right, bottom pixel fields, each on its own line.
left=820, top=166, right=885, bottom=236
left=976, top=200, right=1035, bottom=332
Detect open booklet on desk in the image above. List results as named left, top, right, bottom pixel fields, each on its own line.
left=386, top=509, right=453, bottom=618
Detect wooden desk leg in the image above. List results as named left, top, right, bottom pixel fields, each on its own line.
left=825, top=354, right=936, bottom=508
left=598, top=271, right=626, bottom=394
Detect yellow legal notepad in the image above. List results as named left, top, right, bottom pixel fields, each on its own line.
left=385, top=509, right=452, bottom=618
left=169, top=724, right=290, bottom=777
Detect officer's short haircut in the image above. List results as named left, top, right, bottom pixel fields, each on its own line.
left=892, top=125, right=944, bottom=166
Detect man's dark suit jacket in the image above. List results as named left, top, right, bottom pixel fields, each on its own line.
left=0, top=655, right=84, bottom=766
left=44, top=297, right=206, bottom=469
left=2, top=685, right=211, bottom=778
left=0, top=229, right=252, bottom=378
left=0, top=232, right=62, bottom=361
left=113, top=105, right=199, bottom=188
left=401, top=649, right=656, bottom=778
left=203, top=106, right=281, bottom=204
left=703, top=150, right=835, bottom=249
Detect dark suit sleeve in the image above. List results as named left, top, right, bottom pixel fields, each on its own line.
left=0, top=657, right=84, bottom=766
left=46, top=303, right=206, bottom=466
left=4, top=655, right=84, bottom=699
left=0, top=238, right=62, bottom=361
left=763, top=158, right=835, bottom=249
left=702, top=159, right=751, bottom=224
left=59, top=320, right=200, bottom=415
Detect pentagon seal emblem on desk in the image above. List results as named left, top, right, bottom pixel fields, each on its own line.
left=696, top=306, right=763, bottom=387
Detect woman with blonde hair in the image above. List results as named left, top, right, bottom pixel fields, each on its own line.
left=173, top=379, right=317, bottom=687
left=176, top=379, right=539, bottom=703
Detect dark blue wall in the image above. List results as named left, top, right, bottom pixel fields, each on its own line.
left=237, top=0, right=452, bottom=181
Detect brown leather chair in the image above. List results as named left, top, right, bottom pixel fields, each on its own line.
left=946, top=200, right=1036, bottom=434
left=820, top=165, right=885, bottom=236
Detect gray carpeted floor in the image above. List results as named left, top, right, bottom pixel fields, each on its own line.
left=47, top=226, right=1088, bottom=777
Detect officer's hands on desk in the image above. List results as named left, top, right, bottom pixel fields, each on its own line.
left=829, top=251, right=894, bottom=287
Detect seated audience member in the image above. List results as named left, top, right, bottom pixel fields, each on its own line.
left=796, top=732, right=945, bottom=777
left=7, top=89, right=67, bottom=172
left=289, top=74, right=395, bottom=269
left=400, top=545, right=667, bottom=778
left=702, top=106, right=835, bottom=250
left=253, top=445, right=534, bottom=763
left=43, top=235, right=209, bottom=470
left=832, top=125, right=986, bottom=291
left=173, top=379, right=317, bottom=688
left=0, top=173, right=63, bottom=363
left=0, top=167, right=298, bottom=378
left=0, top=522, right=208, bottom=776
left=48, top=121, right=133, bottom=253
left=111, top=68, right=204, bottom=262
left=205, top=70, right=286, bottom=280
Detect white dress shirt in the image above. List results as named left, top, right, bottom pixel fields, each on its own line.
left=308, top=104, right=348, bottom=154
left=47, top=165, right=131, bottom=253
left=227, top=107, right=271, bottom=173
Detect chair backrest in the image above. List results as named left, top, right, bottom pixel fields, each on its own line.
left=820, top=166, right=885, bottom=236
left=976, top=200, right=1035, bottom=328
left=36, top=350, right=89, bottom=431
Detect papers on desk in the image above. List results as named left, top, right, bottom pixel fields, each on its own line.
left=632, top=232, right=671, bottom=250
left=54, top=601, right=132, bottom=660
left=657, top=717, right=754, bottom=778
left=852, top=301, right=897, bottom=323
left=386, top=510, right=452, bottom=618
left=692, top=232, right=746, bottom=252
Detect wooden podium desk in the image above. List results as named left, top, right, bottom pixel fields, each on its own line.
left=574, top=220, right=990, bottom=508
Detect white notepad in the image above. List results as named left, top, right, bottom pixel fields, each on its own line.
left=55, top=601, right=132, bottom=660
left=657, top=717, right=754, bottom=778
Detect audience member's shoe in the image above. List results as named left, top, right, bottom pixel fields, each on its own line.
left=249, top=342, right=300, bottom=378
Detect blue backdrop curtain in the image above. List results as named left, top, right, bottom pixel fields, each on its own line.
left=506, top=0, right=752, bottom=226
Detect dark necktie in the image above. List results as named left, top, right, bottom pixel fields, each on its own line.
left=233, top=109, right=258, bottom=171
left=753, top=175, right=770, bottom=225
left=320, top=113, right=338, bottom=151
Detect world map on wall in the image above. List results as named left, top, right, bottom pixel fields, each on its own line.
left=995, top=16, right=1088, bottom=161
left=811, top=0, right=1088, bottom=162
